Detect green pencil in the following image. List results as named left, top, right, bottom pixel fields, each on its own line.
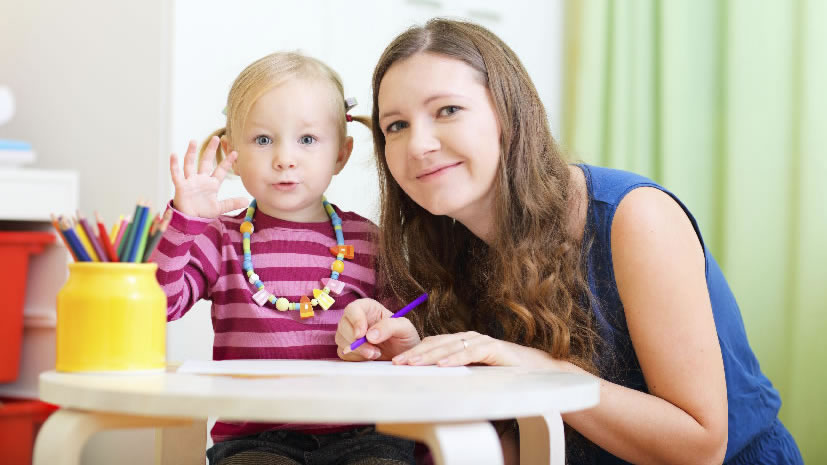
left=142, top=209, right=172, bottom=262
left=116, top=219, right=134, bottom=260
left=132, top=209, right=153, bottom=263
left=120, top=202, right=143, bottom=261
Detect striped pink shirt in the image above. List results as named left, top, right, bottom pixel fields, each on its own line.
left=152, top=202, right=378, bottom=442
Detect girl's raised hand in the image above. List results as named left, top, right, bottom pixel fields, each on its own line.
left=169, top=136, right=248, bottom=218
left=335, top=298, right=421, bottom=362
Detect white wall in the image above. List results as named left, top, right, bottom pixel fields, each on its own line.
left=0, top=0, right=172, bottom=223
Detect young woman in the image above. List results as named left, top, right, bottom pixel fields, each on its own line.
left=335, top=19, right=802, bottom=465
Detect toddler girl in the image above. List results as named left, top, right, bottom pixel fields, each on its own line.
left=153, top=51, right=414, bottom=465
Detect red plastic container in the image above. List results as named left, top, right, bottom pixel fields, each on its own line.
left=0, top=397, right=58, bottom=464
left=0, top=231, right=55, bottom=382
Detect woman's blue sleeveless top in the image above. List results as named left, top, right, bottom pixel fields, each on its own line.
left=576, top=164, right=801, bottom=464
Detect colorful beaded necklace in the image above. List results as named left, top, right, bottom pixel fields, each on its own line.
left=240, top=197, right=353, bottom=319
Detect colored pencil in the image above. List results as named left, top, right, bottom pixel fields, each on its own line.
left=50, top=214, right=78, bottom=262
left=74, top=219, right=100, bottom=261
left=110, top=214, right=124, bottom=242
left=96, top=212, right=119, bottom=262
left=122, top=203, right=146, bottom=262
left=148, top=212, right=160, bottom=235
left=116, top=219, right=133, bottom=260
left=77, top=211, right=108, bottom=262
left=126, top=205, right=149, bottom=262
left=119, top=202, right=143, bottom=260
left=132, top=209, right=153, bottom=262
left=143, top=208, right=172, bottom=262
left=113, top=216, right=130, bottom=252
left=60, top=217, right=93, bottom=262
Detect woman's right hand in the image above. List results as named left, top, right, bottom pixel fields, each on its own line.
left=169, top=136, right=248, bottom=218
left=335, top=298, right=421, bottom=362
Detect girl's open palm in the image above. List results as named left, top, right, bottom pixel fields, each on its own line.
left=169, top=136, right=248, bottom=218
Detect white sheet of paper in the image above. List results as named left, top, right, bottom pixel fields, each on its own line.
left=178, top=359, right=471, bottom=377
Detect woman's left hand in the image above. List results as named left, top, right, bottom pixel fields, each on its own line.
left=391, top=331, right=567, bottom=370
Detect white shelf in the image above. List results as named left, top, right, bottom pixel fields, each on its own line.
left=0, top=168, right=78, bottom=221
left=0, top=168, right=76, bottom=399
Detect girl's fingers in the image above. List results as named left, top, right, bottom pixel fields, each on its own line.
left=365, top=316, right=418, bottom=345
left=336, top=343, right=380, bottom=362
left=334, top=331, right=380, bottom=361
left=199, top=136, right=219, bottom=175
left=182, top=140, right=198, bottom=178
left=169, top=153, right=182, bottom=186
left=213, top=151, right=237, bottom=182
left=218, top=197, right=249, bottom=215
left=340, top=307, right=367, bottom=344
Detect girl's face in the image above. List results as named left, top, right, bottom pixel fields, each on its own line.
left=227, top=78, right=352, bottom=222
left=378, top=53, right=501, bottom=235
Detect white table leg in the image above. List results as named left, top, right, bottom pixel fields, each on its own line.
left=377, top=421, right=504, bottom=465
left=32, top=408, right=198, bottom=465
left=155, top=419, right=207, bottom=465
left=517, top=412, right=564, bottom=465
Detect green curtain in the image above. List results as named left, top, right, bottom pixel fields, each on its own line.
left=561, top=0, right=826, bottom=461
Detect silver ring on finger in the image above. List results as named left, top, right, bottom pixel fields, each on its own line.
left=460, top=338, right=469, bottom=350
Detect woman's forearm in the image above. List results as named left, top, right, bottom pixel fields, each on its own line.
left=554, top=363, right=727, bottom=465
left=565, top=378, right=727, bottom=464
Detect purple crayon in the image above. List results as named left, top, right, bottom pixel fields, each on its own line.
left=348, top=293, right=428, bottom=352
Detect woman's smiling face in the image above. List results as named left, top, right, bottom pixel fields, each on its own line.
left=378, top=53, right=501, bottom=231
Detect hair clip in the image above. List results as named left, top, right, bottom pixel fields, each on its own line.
left=222, top=106, right=227, bottom=116
left=346, top=114, right=353, bottom=122
left=344, top=97, right=358, bottom=112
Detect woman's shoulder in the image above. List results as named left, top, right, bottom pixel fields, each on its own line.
left=576, top=163, right=660, bottom=205
left=576, top=164, right=704, bottom=253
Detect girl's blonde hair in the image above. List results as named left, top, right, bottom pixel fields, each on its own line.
left=201, top=51, right=370, bottom=164
left=371, top=19, right=600, bottom=375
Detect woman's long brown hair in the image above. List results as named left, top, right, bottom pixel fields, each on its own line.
left=371, top=19, right=600, bottom=376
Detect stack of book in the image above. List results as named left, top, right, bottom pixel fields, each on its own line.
left=0, top=139, right=35, bottom=167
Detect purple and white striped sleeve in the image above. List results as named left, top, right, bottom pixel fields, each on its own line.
left=151, top=204, right=227, bottom=322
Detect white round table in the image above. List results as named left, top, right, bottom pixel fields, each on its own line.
left=34, top=365, right=598, bottom=465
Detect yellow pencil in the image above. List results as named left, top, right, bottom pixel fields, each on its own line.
left=110, top=214, right=124, bottom=242
left=75, top=219, right=100, bottom=261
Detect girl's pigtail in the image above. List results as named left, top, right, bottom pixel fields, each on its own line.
left=349, top=115, right=373, bottom=132
left=198, top=128, right=229, bottom=165
left=344, top=96, right=373, bottom=133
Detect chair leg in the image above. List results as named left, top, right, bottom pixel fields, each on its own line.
left=155, top=419, right=208, bottom=465
left=517, top=412, right=564, bottom=465
left=32, top=408, right=198, bottom=465
left=378, top=421, right=504, bottom=465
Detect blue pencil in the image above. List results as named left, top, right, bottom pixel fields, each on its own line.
left=126, top=205, right=149, bottom=262
left=348, top=293, right=428, bottom=352
left=61, top=221, right=93, bottom=262
left=119, top=203, right=143, bottom=261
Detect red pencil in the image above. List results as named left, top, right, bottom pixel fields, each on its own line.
left=95, top=212, right=120, bottom=262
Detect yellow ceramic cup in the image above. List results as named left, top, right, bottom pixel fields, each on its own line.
left=56, top=262, right=166, bottom=372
